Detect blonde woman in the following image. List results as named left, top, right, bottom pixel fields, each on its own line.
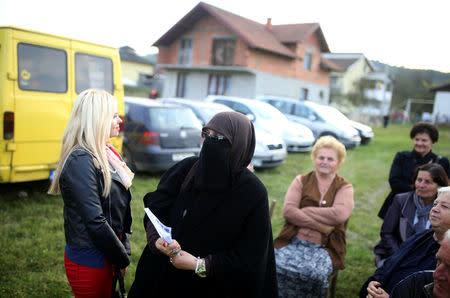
left=274, top=136, right=354, bottom=297
left=49, top=89, right=134, bottom=297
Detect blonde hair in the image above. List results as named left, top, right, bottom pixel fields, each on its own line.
left=48, top=89, right=116, bottom=197
left=311, top=136, right=347, bottom=166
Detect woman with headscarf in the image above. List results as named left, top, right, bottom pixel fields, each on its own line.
left=128, top=111, right=278, bottom=298
left=374, top=163, right=449, bottom=267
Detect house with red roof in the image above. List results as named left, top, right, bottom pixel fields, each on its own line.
left=153, top=2, right=339, bottom=104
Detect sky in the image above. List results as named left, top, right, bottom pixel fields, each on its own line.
left=1, top=0, right=449, bottom=73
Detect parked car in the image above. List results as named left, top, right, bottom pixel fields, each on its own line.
left=123, top=97, right=202, bottom=173
left=205, top=95, right=315, bottom=152
left=160, top=98, right=287, bottom=169
left=348, top=120, right=374, bottom=145
left=158, top=98, right=233, bottom=125
left=257, top=96, right=361, bottom=149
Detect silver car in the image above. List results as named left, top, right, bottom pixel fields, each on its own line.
left=206, top=95, right=315, bottom=152
left=257, top=96, right=361, bottom=149
left=160, top=97, right=287, bottom=169
left=348, top=120, right=374, bottom=145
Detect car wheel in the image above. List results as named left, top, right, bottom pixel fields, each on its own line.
left=122, top=147, right=137, bottom=172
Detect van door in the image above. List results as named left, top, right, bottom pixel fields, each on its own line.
left=12, top=34, right=72, bottom=181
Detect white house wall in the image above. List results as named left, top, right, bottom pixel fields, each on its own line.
left=342, top=58, right=368, bottom=94
left=254, top=70, right=329, bottom=105
left=162, top=69, right=329, bottom=103
left=161, top=70, right=256, bottom=100
left=432, top=91, right=450, bottom=123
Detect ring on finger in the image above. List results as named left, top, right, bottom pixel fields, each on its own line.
left=169, top=257, right=173, bottom=263
left=170, top=249, right=179, bottom=256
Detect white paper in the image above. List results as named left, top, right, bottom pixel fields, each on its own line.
left=144, top=207, right=173, bottom=244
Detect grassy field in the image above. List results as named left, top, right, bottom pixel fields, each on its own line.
left=0, top=124, right=449, bottom=297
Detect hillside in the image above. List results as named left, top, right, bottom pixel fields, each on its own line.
left=370, top=61, right=450, bottom=112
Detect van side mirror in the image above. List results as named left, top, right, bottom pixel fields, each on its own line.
left=309, top=114, right=317, bottom=121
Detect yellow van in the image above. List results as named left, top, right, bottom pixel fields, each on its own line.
left=0, top=26, right=124, bottom=183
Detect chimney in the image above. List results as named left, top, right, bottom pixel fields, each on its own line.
left=266, top=18, right=272, bottom=31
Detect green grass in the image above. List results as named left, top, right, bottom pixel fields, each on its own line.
left=0, top=124, right=449, bottom=297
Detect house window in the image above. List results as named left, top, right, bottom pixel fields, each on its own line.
left=300, top=88, right=309, bottom=100
left=208, top=74, right=230, bottom=95
left=212, top=39, right=235, bottom=66
left=176, top=73, right=188, bottom=97
left=178, top=38, right=192, bottom=65
left=303, top=52, right=312, bottom=70
left=319, top=90, right=324, bottom=99
left=330, top=75, right=338, bottom=86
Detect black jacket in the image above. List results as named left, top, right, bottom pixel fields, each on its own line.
left=129, top=156, right=278, bottom=298
left=360, top=229, right=438, bottom=297
left=378, top=150, right=449, bottom=218
left=60, top=149, right=132, bottom=268
left=390, top=270, right=434, bottom=298
left=375, top=191, right=420, bottom=261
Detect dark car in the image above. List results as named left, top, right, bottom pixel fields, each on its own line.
left=123, top=97, right=202, bottom=173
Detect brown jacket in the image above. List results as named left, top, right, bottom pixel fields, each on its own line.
left=274, top=171, right=350, bottom=270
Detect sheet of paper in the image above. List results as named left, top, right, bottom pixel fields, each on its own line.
left=144, top=207, right=173, bottom=244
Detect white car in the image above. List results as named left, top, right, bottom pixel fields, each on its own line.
left=348, top=120, right=374, bottom=145
left=205, top=95, right=315, bottom=152
left=252, top=128, right=287, bottom=169
left=160, top=97, right=287, bottom=169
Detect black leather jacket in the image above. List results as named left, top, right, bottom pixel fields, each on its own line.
left=60, top=149, right=132, bottom=268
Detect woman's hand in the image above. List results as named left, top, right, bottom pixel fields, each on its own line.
left=366, top=281, right=389, bottom=298
left=170, top=250, right=197, bottom=271
left=155, top=238, right=181, bottom=257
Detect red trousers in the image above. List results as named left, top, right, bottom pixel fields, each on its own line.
left=64, top=253, right=113, bottom=298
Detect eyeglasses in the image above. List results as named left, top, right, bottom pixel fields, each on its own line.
left=201, top=130, right=225, bottom=141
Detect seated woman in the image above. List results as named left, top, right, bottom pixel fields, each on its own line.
left=374, top=163, right=449, bottom=267
left=274, top=136, right=354, bottom=297
left=378, top=122, right=450, bottom=219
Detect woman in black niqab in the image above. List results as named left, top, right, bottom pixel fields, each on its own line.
left=184, top=111, right=256, bottom=192
left=129, top=111, right=278, bottom=298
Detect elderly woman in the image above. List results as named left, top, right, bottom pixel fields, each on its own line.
left=378, top=122, right=450, bottom=219
left=374, top=163, right=449, bottom=267
left=129, top=111, right=278, bottom=298
left=274, top=136, right=354, bottom=297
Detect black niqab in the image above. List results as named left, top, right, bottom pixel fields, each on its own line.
left=181, top=111, right=255, bottom=192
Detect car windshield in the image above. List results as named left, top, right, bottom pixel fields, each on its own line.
left=314, top=105, right=350, bottom=125
left=148, top=107, right=202, bottom=130
left=198, top=105, right=231, bottom=123
left=250, top=101, right=287, bottom=122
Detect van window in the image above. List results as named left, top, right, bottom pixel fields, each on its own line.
left=75, top=53, right=113, bottom=94
left=18, top=43, right=67, bottom=92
